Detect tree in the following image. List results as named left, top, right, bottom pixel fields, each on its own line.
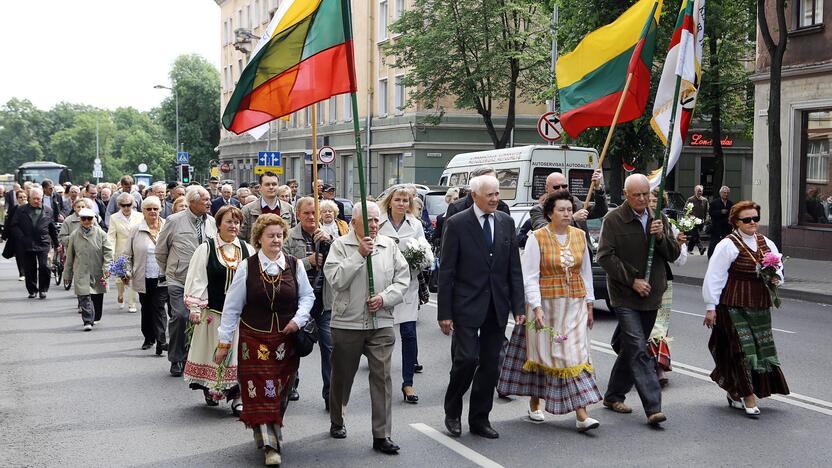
left=157, top=54, right=221, bottom=177
left=386, top=0, right=552, bottom=148
left=698, top=0, right=755, bottom=192
left=757, top=0, right=787, bottom=248
left=49, top=112, right=116, bottom=182
left=0, top=99, right=48, bottom=172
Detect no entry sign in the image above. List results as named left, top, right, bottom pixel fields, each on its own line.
left=537, top=112, right=563, bottom=142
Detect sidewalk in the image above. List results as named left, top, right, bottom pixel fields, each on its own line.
left=673, top=252, right=832, bottom=305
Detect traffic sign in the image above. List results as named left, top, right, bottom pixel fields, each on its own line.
left=220, top=162, right=232, bottom=173
left=177, top=152, right=189, bottom=164
left=318, top=146, right=336, bottom=165
left=537, top=112, right=563, bottom=142
left=258, top=151, right=281, bottom=167
left=92, top=169, right=103, bottom=178
left=254, top=166, right=284, bottom=175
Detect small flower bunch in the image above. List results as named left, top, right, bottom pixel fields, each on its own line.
left=211, top=346, right=233, bottom=401
left=402, top=237, right=435, bottom=271
left=669, top=203, right=703, bottom=233
left=107, top=256, right=129, bottom=280
left=185, top=312, right=214, bottom=346
left=526, top=321, right=568, bottom=343
left=757, top=252, right=784, bottom=308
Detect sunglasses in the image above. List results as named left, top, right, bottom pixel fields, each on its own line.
left=120, top=204, right=133, bottom=208
left=80, top=216, right=93, bottom=221
left=738, top=216, right=760, bottom=224
left=144, top=207, right=159, bottom=211
left=552, top=184, right=569, bottom=190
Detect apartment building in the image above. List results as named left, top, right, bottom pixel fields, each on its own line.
left=214, top=0, right=546, bottom=198
left=752, top=0, right=832, bottom=259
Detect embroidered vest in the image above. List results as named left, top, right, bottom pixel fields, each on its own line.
left=719, top=233, right=772, bottom=309
left=240, top=254, right=299, bottom=333
left=534, top=225, right=587, bottom=299
left=206, top=238, right=251, bottom=311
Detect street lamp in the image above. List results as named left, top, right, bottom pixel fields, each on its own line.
left=154, top=84, right=180, bottom=154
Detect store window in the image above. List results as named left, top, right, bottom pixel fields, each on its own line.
left=796, top=0, right=823, bottom=28
left=800, top=109, right=832, bottom=225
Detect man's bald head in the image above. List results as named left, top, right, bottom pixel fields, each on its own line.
left=545, top=172, right=568, bottom=195
left=624, top=174, right=651, bottom=213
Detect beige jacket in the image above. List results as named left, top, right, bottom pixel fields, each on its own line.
left=122, top=219, right=166, bottom=293
left=324, top=232, right=409, bottom=330
left=108, top=210, right=143, bottom=256
left=65, top=225, right=113, bottom=296
left=239, top=197, right=295, bottom=244
left=155, top=209, right=217, bottom=287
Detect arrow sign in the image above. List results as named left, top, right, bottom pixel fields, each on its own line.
left=537, top=112, right=563, bottom=142
left=176, top=152, right=189, bottom=164
left=258, top=151, right=281, bottom=167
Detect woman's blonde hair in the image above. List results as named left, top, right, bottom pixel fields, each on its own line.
left=251, top=213, right=288, bottom=249
left=172, top=196, right=186, bottom=213
left=319, top=199, right=338, bottom=214
left=378, top=184, right=417, bottom=217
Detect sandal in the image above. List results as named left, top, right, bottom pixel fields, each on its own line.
left=203, top=389, right=219, bottom=407
left=231, top=398, right=243, bottom=416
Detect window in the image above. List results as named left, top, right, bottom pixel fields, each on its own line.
left=329, top=96, right=338, bottom=123
left=797, top=0, right=823, bottom=28
left=344, top=94, right=352, bottom=121
left=383, top=153, right=403, bottom=187
left=229, top=18, right=234, bottom=42
left=317, top=102, right=325, bottom=124
left=246, top=5, right=252, bottom=29
left=254, top=1, right=260, bottom=25
left=237, top=9, right=242, bottom=32
left=229, top=64, right=234, bottom=85
left=378, top=78, right=388, bottom=116
left=291, top=112, right=298, bottom=128
left=304, top=107, right=311, bottom=126
left=800, top=109, right=832, bottom=226
left=531, top=168, right=562, bottom=200
left=238, top=59, right=244, bottom=80
left=263, top=0, right=271, bottom=22
left=378, top=1, right=388, bottom=41
left=496, top=168, right=519, bottom=200
left=222, top=20, right=228, bottom=45
left=394, top=0, right=405, bottom=20
left=394, top=75, right=406, bottom=113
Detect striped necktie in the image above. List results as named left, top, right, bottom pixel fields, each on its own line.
left=195, top=217, right=203, bottom=244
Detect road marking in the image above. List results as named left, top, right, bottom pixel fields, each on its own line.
left=672, top=309, right=796, bottom=334
left=590, top=339, right=832, bottom=416
left=410, top=423, right=504, bottom=468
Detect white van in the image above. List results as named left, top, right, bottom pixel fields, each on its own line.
left=438, top=145, right=600, bottom=207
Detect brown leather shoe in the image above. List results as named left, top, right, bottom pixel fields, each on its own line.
left=647, top=412, right=667, bottom=426
left=603, top=400, right=633, bottom=414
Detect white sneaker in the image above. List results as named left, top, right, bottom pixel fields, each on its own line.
left=94, top=320, right=101, bottom=325
left=527, top=408, right=545, bottom=422
left=18, top=276, right=24, bottom=281
left=83, top=324, right=93, bottom=331
left=119, top=302, right=124, bottom=309
left=576, top=417, right=600, bottom=432
left=127, top=306, right=137, bottom=313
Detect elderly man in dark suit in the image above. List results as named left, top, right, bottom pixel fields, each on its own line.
left=438, top=175, right=525, bottom=439
left=210, top=183, right=241, bottom=215
left=707, top=185, right=733, bottom=258
left=445, top=166, right=510, bottom=219
left=9, top=187, right=58, bottom=299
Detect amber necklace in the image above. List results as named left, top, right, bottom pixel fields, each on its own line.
left=218, top=241, right=241, bottom=271
left=259, top=257, right=283, bottom=330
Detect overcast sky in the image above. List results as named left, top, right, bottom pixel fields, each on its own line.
left=0, top=0, right=220, bottom=112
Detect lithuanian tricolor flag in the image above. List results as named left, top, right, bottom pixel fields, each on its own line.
left=222, top=0, right=357, bottom=134
left=556, top=0, right=663, bottom=138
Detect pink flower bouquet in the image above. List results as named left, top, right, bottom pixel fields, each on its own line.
left=757, top=252, right=783, bottom=308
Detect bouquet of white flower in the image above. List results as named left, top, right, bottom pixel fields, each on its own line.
left=402, top=237, right=435, bottom=270
left=669, top=202, right=703, bottom=233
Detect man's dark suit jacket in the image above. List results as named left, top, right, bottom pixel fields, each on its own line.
left=445, top=194, right=510, bottom=220
left=9, top=205, right=58, bottom=252
left=211, top=196, right=241, bottom=216
left=437, top=206, right=524, bottom=328
left=708, top=198, right=734, bottom=237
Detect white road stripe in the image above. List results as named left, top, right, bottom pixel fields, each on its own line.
left=410, top=423, right=504, bottom=468
left=672, top=309, right=796, bottom=334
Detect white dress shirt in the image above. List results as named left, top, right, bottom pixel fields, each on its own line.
left=702, top=230, right=784, bottom=311
left=521, top=228, right=595, bottom=310
left=217, top=250, right=315, bottom=343
left=472, top=203, right=495, bottom=243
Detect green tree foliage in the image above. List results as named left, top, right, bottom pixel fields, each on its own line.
left=386, top=0, right=553, bottom=148
left=0, top=99, right=48, bottom=171
left=157, top=54, right=221, bottom=175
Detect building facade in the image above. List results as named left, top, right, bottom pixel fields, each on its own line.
left=215, top=0, right=546, bottom=199
left=752, top=0, right=832, bottom=260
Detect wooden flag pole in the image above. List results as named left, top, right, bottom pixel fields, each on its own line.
left=645, top=74, right=683, bottom=282
left=311, top=105, right=320, bottom=225
left=583, top=72, right=634, bottom=208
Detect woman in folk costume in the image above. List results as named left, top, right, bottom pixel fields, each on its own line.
left=214, top=214, right=314, bottom=466
left=498, top=190, right=601, bottom=432
left=703, top=200, right=789, bottom=417
left=183, top=205, right=253, bottom=413
left=646, top=189, right=688, bottom=387
left=65, top=208, right=113, bottom=331
left=108, top=192, right=143, bottom=312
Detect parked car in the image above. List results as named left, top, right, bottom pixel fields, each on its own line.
left=336, top=197, right=354, bottom=222
left=663, top=191, right=688, bottom=220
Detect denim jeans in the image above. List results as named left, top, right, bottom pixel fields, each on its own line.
left=399, top=321, right=418, bottom=387
left=316, top=309, right=333, bottom=401
left=604, top=306, right=662, bottom=414
left=78, top=294, right=103, bottom=326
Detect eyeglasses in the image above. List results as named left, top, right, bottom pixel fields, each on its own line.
left=551, top=184, right=569, bottom=190
left=120, top=204, right=132, bottom=208
left=738, top=216, right=760, bottom=224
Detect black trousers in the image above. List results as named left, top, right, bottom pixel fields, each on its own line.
left=444, top=303, right=505, bottom=426
left=139, top=277, right=168, bottom=345
left=23, top=250, right=50, bottom=294
left=685, top=226, right=702, bottom=253
left=605, top=307, right=662, bottom=414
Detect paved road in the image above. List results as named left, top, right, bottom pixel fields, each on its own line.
left=1, top=256, right=830, bottom=467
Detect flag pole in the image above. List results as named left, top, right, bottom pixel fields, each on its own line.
left=583, top=72, right=634, bottom=207
left=312, top=105, right=320, bottom=225
left=645, top=74, right=683, bottom=281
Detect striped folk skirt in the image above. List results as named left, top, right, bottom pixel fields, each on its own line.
left=497, top=297, right=601, bottom=415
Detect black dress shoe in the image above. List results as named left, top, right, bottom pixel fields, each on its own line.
left=470, top=423, right=499, bottom=439
left=160, top=342, right=169, bottom=351
left=38, top=292, right=47, bottom=299
left=402, top=385, right=419, bottom=404
left=28, top=293, right=36, bottom=299
left=414, top=363, right=424, bottom=373
left=444, top=417, right=462, bottom=437
left=372, top=437, right=400, bottom=454
left=141, top=342, right=153, bottom=350
left=324, top=398, right=330, bottom=412
left=155, top=343, right=164, bottom=356
left=288, top=389, right=300, bottom=401
left=329, top=424, right=347, bottom=439
left=170, top=361, right=184, bottom=377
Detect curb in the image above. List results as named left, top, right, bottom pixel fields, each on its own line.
left=673, top=275, right=832, bottom=306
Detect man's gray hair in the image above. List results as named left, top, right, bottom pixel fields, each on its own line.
left=471, top=166, right=496, bottom=178
left=295, top=196, right=315, bottom=213
left=185, top=185, right=209, bottom=205
left=151, top=181, right=167, bottom=193
left=352, top=201, right=380, bottom=219
left=142, top=195, right=162, bottom=210
left=469, top=175, right=499, bottom=194
left=29, top=187, right=44, bottom=198
left=719, top=185, right=730, bottom=193
left=221, top=184, right=233, bottom=192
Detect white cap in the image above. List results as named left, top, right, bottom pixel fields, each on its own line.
left=78, top=208, right=96, bottom=218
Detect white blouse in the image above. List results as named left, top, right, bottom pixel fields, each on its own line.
left=521, top=228, right=595, bottom=310
left=145, top=243, right=160, bottom=279
left=702, top=230, right=784, bottom=311
left=217, top=250, right=315, bottom=344
left=184, top=236, right=252, bottom=312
